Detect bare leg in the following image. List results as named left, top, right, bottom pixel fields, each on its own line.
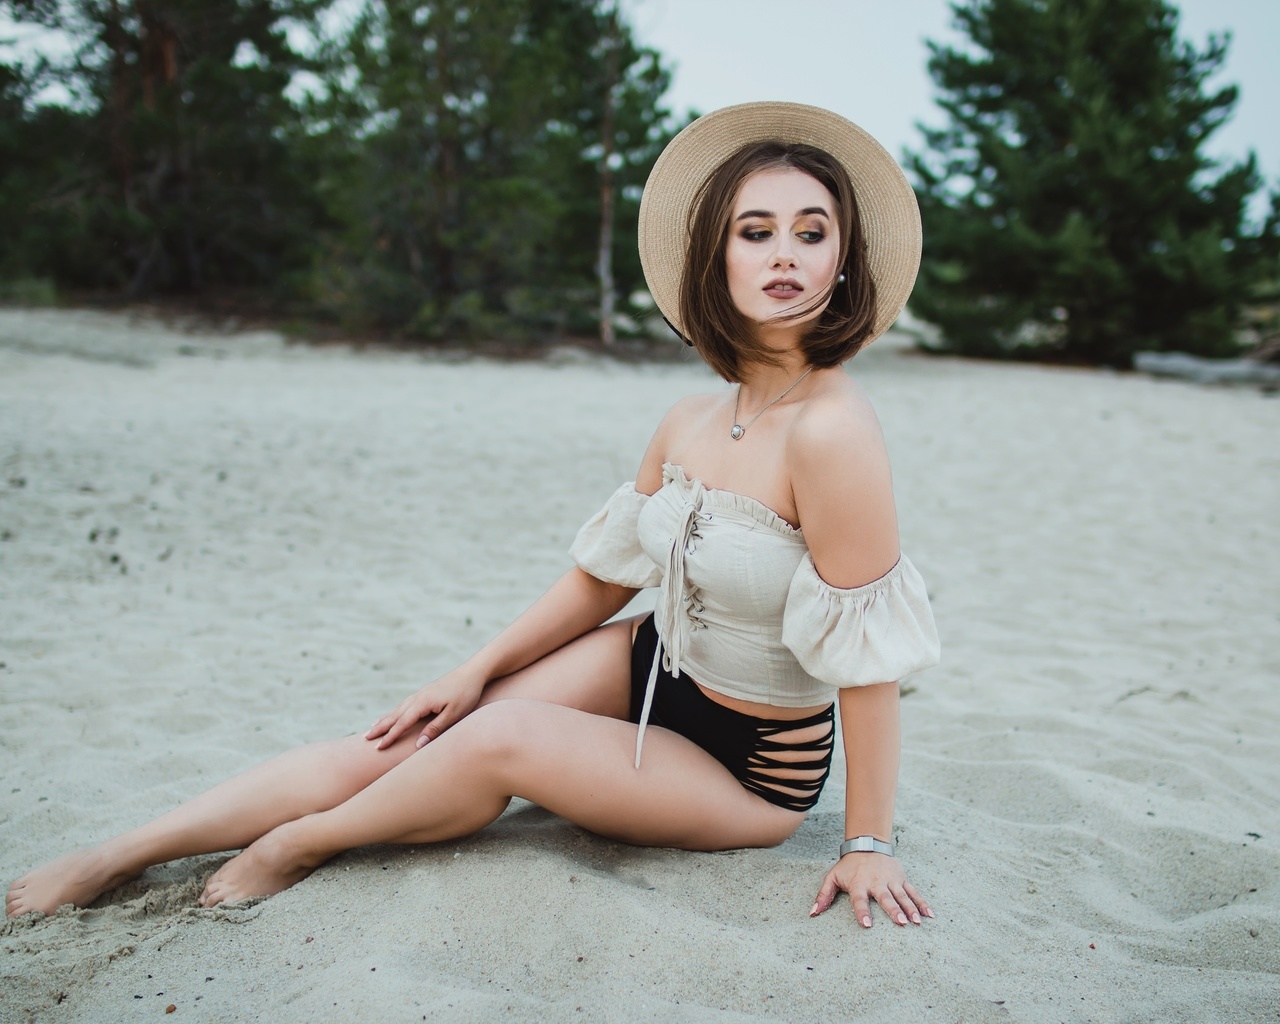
left=200, top=697, right=804, bottom=906
left=6, top=619, right=637, bottom=918
left=4, top=730, right=423, bottom=918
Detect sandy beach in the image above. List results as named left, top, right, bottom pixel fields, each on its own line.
left=1, top=307, right=1277, bottom=1023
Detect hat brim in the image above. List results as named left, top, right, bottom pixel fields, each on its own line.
left=637, top=101, right=921, bottom=344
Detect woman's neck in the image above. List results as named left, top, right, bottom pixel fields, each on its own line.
left=739, top=320, right=811, bottom=388
left=736, top=357, right=814, bottom=408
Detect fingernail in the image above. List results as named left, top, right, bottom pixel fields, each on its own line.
left=924, top=908, right=935, bottom=919
left=911, top=912, right=921, bottom=924
left=808, top=902, right=820, bottom=917
left=897, top=913, right=908, bottom=925
left=861, top=916, right=872, bottom=928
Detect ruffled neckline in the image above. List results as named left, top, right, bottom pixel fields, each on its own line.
left=662, top=463, right=802, bottom=537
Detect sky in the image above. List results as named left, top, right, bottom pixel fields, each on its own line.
left=619, top=0, right=1280, bottom=219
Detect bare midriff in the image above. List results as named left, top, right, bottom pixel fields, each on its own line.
left=694, top=680, right=831, bottom=720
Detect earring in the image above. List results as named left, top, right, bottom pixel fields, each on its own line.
left=837, top=273, right=846, bottom=284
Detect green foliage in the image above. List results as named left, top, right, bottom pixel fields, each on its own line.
left=2, top=0, right=328, bottom=296
left=0, top=58, right=75, bottom=287
left=0, top=0, right=676, bottom=341
left=303, top=0, right=673, bottom=340
left=908, top=0, right=1280, bottom=366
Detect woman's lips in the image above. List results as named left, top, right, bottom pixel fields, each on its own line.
left=763, top=278, right=803, bottom=299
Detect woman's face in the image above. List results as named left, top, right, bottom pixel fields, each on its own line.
left=724, top=167, right=842, bottom=334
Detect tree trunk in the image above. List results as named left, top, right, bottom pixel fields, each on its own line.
left=434, top=16, right=458, bottom=300
left=105, top=0, right=132, bottom=202
left=596, top=5, right=619, bottom=345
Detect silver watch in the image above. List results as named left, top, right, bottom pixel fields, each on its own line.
left=838, top=835, right=895, bottom=857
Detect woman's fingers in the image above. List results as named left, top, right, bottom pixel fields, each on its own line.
left=890, top=883, right=924, bottom=924
left=811, top=859, right=933, bottom=928
left=852, top=886, right=907, bottom=927
left=376, top=718, right=409, bottom=749
left=416, top=718, right=443, bottom=746
left=904, top=881, right=934, bottom=919
left=417, top=714, right=450, bottom=746
left=367, top=697, right=416, bottom=739
left=850, top=893, right=874, bottom=928
left=364, top=711, right=396, bottom=740
left=808, top=872, right=840, bottom=917
left=416, top=700, right=471, bottom=746
left=372, top=702, right=427, bottom=749
left=371, top=695, right=470, bottom=749
left=368, top=673, right=485, bottom=749
left=878, top=884, right=913, bottom=925
left=388, top=705, right=436, bottom=748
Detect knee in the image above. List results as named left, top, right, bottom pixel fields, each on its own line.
left=445, top=699, right=543, bottom=769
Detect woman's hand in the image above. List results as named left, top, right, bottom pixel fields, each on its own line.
left=364, top=670, right=487, bottom=750
left=809, top=853, right=933, bottom=928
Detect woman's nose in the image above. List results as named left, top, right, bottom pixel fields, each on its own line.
left=771, top=238, right=797, bottom=268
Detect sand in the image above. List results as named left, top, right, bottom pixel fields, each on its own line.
left=1, top=307, right=1277, bottom=1023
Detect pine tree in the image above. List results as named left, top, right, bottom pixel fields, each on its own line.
left=2, top=0, right=675, bottom=338
left=3, top=0, right=327, bottom=296
left=305, top=0, right=672, bottom=341
left=908, top=0, right=1279, bottom=366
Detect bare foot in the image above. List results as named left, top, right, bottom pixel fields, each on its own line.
left=7, top=847, right=140, bottom=918
left=199, top=822, right=323, bottom=907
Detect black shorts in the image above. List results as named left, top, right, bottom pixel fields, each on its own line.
left=629, top=614, right=834, bottom=812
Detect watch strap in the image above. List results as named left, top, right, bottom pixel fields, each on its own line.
left=838, top=835, right=895, bottom=857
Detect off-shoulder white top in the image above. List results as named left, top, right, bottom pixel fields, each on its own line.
left=570, top=463, right=940, bottom=766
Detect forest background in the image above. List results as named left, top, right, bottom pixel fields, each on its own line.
left=1, top=0, right=1277, bottom=367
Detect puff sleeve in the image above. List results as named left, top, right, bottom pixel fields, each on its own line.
left=569, top=483, right=663, bottom=589
left=781, top=553, right=940, bottom=687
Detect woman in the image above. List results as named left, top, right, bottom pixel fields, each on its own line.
left=7, top=102, right=939, bottom=930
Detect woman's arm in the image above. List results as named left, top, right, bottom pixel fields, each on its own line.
left=368, top=403, right=684, bottom=751
left=366, top=568, right=638, bottom=750
left=836, top=681, right=900, bottom=850
left=813, top=682, right=933, bottom=927
left=462, top=568, right=639, bottom=685
left=788, top=384, right=932, bottom=927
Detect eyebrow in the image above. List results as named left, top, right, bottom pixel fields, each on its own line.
left=734, top=206, right=831, bottom=221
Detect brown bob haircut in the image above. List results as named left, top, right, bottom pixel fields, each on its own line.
left=677, top=140, right=877, bottom=383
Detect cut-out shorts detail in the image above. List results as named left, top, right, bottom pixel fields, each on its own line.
left=629, top=614, right=834, bottom=812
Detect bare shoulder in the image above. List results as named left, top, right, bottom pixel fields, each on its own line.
left=786, top=371, right=900, bottom=586
left=636, top=390, right=727, bottom=493
left=788, top=372, right=888, bottom=470
left=664, top=390, right=723, bottom=430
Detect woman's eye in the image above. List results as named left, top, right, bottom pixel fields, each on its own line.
left=741, top=228, right=772, bottom=242
left=797, top=230, right=826, bottom=244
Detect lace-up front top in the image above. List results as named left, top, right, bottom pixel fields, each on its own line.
left=570, top=463, right=940, bottom=766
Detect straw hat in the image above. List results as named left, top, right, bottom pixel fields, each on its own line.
left=637, top=101, right=921, bottom=343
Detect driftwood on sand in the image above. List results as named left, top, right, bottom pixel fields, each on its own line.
left=1134, top=350, right=1280, bottom=389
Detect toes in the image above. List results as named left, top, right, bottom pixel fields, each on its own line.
left=198, top=880, right=220, bottom=908
left=7, top=882, right=37, bottom=918
left=199, top=884, right=224, bottom=908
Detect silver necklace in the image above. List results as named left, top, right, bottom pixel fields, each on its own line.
left=730, top=367, right=814, bottom=440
